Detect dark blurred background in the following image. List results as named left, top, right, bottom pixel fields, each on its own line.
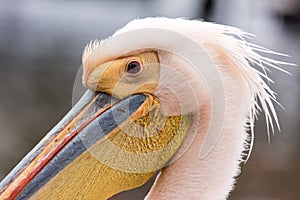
left=0, top=0, right=299, bottom=199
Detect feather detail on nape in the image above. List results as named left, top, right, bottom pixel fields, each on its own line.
left=212, top=23, right=294, bottom=162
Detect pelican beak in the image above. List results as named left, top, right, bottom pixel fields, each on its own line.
left=1, top=86, right=193, bottom=199
left=0, top=90, right=151, bottom=199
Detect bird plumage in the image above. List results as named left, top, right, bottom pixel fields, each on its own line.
left=80, top=17, right=289, bottom=199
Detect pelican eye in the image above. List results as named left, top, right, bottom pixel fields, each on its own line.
left=126, top=61, right=142, bottom=76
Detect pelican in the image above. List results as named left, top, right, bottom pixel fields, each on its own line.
left=0, top=17, right=288, bottom=200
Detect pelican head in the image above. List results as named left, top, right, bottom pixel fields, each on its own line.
left=0, top=17, right=286, bottom=199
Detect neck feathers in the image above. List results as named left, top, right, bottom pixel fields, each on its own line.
left=146, top=45, right=252, bottom=199
left=145, top=18, right=287, bottom=199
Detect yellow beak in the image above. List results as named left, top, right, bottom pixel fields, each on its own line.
left=0, top=90, right=192, bottom=199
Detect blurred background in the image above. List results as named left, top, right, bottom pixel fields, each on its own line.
left=0, top=0, right=299, bottom=199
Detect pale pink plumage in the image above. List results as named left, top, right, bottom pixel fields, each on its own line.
left=83, top=17, right=289, bottom=199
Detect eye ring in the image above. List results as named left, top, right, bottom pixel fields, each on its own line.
left=125, top=60, right=143, bottom=76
